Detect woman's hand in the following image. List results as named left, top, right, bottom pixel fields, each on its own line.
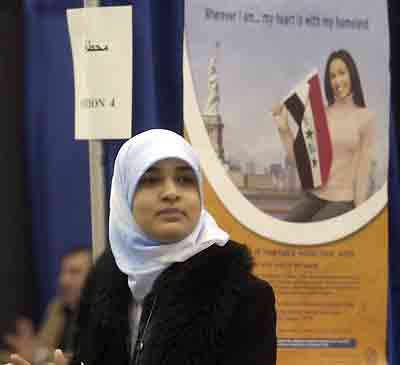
left=5, top=349, right=68, bottom=365
left=271, top=103, right=290, bottom=132
left=270, top=102, right=296, bottom=162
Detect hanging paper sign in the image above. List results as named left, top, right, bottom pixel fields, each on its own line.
left=67, top=6, right=132, bottom=139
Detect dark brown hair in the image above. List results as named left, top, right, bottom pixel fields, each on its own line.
left=324, top=49, right=366, bottom=107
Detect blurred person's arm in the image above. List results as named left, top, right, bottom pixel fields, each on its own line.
left=32, top=298, right=66, bottom=365
left=36, top=298, right=65, bottom=355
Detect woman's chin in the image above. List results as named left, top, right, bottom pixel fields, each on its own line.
left=334, top=91, right=352, bottom=102
left=148, top=224, right=191, bottom=244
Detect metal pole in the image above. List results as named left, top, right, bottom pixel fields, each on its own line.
left=83, top=0, right=107, bottom=261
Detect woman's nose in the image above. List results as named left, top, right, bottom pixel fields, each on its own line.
left=161, top=178, right=178, bottom=200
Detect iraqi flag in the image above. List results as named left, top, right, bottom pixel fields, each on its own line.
left=283, top=70, right=332, bottom=190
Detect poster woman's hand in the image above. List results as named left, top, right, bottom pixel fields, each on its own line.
left=271, top=103, right=290, bottom=132
left=271, top=102, right=296, bottom=162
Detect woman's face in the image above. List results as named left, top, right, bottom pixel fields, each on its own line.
left=132, top=158, right=201, bottom=243
left=329, top=58, right=352, bottom=101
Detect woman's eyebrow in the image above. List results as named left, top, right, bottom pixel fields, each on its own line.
left=176, top=166, right=194, bottom=173
left=143, top=165, right=193, bottom=174
left=144, top=167, right=160, bottom=174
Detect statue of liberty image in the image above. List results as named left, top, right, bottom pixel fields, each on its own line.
left=204, top=42, right=220, bottom=116
left=202, top=42, right=225, bottom=161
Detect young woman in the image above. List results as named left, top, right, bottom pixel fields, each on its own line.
left=5, top=129, right=276, bottom=365
left=76, top=129, right=276, bottom=365
left=272, top=49, right=375, bottom=222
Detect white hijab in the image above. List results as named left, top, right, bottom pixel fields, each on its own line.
left=109, top=129, right=229, bottom=300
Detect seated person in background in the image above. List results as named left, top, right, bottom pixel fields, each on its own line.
left=3, top=247, right=91, bottom=364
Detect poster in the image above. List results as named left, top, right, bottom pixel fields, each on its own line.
left=184, top=1, right=389, bottom=364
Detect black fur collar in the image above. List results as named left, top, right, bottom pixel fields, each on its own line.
left=81, top=241, right=254, bottom=365
left=95, top=240, right=253, bottom=309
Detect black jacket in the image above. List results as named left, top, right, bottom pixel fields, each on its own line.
left=71, top=241, right=276, bottom=365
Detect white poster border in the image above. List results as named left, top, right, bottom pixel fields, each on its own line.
left=183, top=39, right=387, bottom=245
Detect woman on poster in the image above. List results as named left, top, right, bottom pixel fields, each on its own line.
left=272, top=49, right=375, bottom=222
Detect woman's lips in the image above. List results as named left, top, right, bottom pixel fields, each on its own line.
left=157, top=208, right=185, bottom=217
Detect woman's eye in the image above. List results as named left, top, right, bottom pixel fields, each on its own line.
left=176, top=175, right=196, bottom=185
left=139, top=175, right=161, bottom=186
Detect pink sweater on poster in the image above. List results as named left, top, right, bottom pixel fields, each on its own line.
left=281, top=94, right=375, bottom=206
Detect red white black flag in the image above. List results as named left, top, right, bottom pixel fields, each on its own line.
left=283, top=70, right=332, bottom=190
